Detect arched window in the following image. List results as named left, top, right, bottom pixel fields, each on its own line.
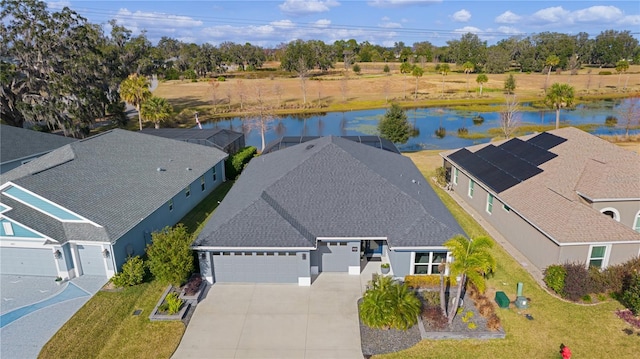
left=634, top=211, right=640, bottom=233
left=600, top=207, right=620, bottom=222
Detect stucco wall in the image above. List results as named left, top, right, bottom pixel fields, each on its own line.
left=592, top=200, right=640, bottom=230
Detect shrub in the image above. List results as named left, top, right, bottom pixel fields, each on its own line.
left=225, top=146, right=257, bottom=179
left=467, top=322, right=477, bottom=330
left=421, top=290, right=440, bottom=305
left=217, top=76, right=226, bottom=82
left=605, top=115, right=618, bottom=127
left=159, top=292, right=184, bottom=315
left=563, top=262, right=591, bottom=301
left=457, top=127, right=468, bottom=136
left=352, top=63, right=361, bottom=74
left=435, top=127, right=446, bottom=138
left=435, top=166, right=447, bottom=187
left=146, top=224, right=194, bottom=287
left=405, top=275, right=456, bottom=288
left=111, top=256, right=146, bottom=288
left=622, top=273, right=640, bottom=315
left=598, top=71, right=613, bottom=75
left=383, top=64, right=390, bottom=73
left=543, top=264, right=566, bottom=295
left=360, top=275, right=421, bottom=330
left=472, top=115, right=484, bottom=125
left=487, top=314, right=501, bottom=331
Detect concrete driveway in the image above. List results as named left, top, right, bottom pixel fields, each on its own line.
left=172, top=272, right=365, bottom=359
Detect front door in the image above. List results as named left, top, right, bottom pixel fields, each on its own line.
left=363, top=240, right=383, bottom=258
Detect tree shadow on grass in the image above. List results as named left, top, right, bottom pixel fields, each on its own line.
left=169, top=96, right=211, bottom=112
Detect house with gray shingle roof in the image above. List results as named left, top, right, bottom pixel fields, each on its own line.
left=139, top=127, right=245, bottom=155
left=0, top=129, right=227, bottom=280
left=0, top=125, right=77, bottom=173
left=193, top=136, right=464, bottom=286
left=442, top=127, right=640, bottom=273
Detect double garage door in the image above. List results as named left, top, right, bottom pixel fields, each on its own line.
left=212, top=251, right=299, bottom=283
left=0, top=247, right=57, bottom=276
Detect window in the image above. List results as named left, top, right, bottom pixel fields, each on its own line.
left=600, top=207, right=619, bottom=221
left=588, top=246, right=607, bottom=268
left=2, top=222, right=14, bottom=236
left=634, top=212, right=640, bottom=233
left=486, top=194, right=494, bottom=214
left=200, top=176, right=205, bottom=191
left=168, top=199, right=173, bottom=212
left=468, top=180, right=475, bottom=198
left=503, top=204, right=511, bottom=212
left=212, top=166, right=217, bottom=182
left=413, top=252, right=448, bottom=275
left=453, top=167, right=458, bottom=185
left=185, top=185, right=190, bottom=198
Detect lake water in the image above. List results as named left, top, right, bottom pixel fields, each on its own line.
left=201, top=98, right=638, bottom=151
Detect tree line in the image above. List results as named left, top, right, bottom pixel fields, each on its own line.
left=1, top=0, right=638, bottom=136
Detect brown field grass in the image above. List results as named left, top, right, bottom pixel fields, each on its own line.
left=153, top=62, right=640, bottom=124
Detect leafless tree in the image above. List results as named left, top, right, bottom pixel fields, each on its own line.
left=383, top=78, right=391, bottom=103
left=209, top=79, right=220, bottom=109
left=273, top=82, right=283, bottom=107
left=297, top=57, right=309, bottom=104
left=225, top=85, right=233, bottom=110
left=244, top=83, right=275, bottom=151
left=315, top=80, right=323, bottom=104
left=617, top=98, right=639, bottom=139
left=339, top=75, right=349, bottom=101
left=236, top=79, right=246, bottom=110
left=499, top=95, right=520, bottom=139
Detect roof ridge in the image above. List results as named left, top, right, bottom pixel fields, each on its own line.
left=260, top=191, right=315, bottom=244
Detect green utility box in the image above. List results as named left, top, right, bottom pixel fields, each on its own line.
left=495, top=291, right=510, bottom=308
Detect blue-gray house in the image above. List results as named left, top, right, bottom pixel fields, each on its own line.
left=0, top=125, right=76, bottom=174
left=0, top=129, right=227, bottom=280
left=193, top=136, right=463, bottom=286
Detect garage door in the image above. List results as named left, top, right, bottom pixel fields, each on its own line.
left=317, top=242, right=350, bottom=272
left=0, top=247, right=57, bottom=276
left=77, top=245, right=106, bottom=276
left=212, top=251, right=298, bottom=283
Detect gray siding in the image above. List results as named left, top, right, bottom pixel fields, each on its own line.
left=592, top=200, right=640, bottom=230
left=388, top=250, right=412, bottom=277
left=316, top=241, right=359, bottom=272
left=0, top=247, right=57, bottom=276
left=212, top=251, right=299, bottom=283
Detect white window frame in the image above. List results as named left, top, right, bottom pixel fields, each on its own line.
left=168, top=199, right=173, bottom=212
left=486, top=193, right=494, bottom=214
left=2, top=221, right=14, bottom=236
left=200, top=176, right=205, bottom=191
left=452, top=167, right=458, bottom=185
left=634, top=211, right=640, bottom=233
left=600, top=207, right=620, bottom=222
left=185, top=185, right=191, bottom=198
left=468, top=180, right=475, bottom=198
left=587, top=244, right=610, bottom=269
left=212, top=166, right=217, bottom=182
left=410, top=251, right=450, bottom=275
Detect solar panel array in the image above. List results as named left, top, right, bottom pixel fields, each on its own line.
left=447, top=132, right=566, bottom=193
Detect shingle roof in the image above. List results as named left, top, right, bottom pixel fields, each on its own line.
left=445, top=127, right=640, bottom=244
left=263, top=136, right=400, bottom=154
left=139, top=128, right=243, bottom=152
left=194, top=136, right=464, bottom=249
left=1, top=129, right=227, bottom=244
left=0, top=125, right=76, bottom=167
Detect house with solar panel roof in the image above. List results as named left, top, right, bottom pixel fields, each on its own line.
left=441, top=127, right=640, bottom=272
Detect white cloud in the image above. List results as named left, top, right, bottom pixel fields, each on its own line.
left=495, top=11, right=521, bottom=24
left=452, top=9, right=471, bottom=23
left=271, top=19, right=296, bottom=29
left=530, top=6, right=571, bottom=24
left=617, top=14, right=640, bottom=25
left=571, top=5, right=622, bottom=23
left=279, top=0, right=340, bottom=16
left=314, top=19, right=331, bottom=28
left=454, top=26, right=482, bottom=34
left=379, top=21, right=402, bottom=28
left=368, top=0, right=442, bottom=8
left=115, top=8, right=203, bottom=31
left=495, top=26, right=522, bottom=35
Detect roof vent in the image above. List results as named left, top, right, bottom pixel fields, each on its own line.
left=186, top=167, right=192, bottom=171
left=157, top=167, right=166, bottom=172
left=305, top=144, right=315, bottom=150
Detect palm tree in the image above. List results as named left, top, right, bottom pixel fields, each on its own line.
left=544, top=54, right=560, bottom=91
left=120, top=74, right=151, bottom=131
left=476, top=74, right=488, bottom=97
left=462, top=61, right=474, bottom=93
left=411, top=65, right=424, bottom=100
left=141, top=96, right=173, bottom=129
left=359, top=275, right=421, bottom=330
left=399, top=62, right=412, bottom=99
left=545, top=83, right=575, bottom=129
left=436, top=63, right=450, bottom=97
left=444, top=235, right=496, bottom=324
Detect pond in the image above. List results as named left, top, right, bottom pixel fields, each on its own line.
left=200, top=98, right=638, bottom=151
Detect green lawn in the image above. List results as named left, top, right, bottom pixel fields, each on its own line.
left=38, top=181, right=234, bottom=359
left=376, top=159, right=639, bottom=359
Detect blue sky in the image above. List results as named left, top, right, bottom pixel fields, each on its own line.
left=47, top=1, right=640, bottom=47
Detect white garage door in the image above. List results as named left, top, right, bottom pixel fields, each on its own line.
left=77, top=245, right=106, bottom=276
left=213, top=251, right=298, bottom=283
left=0, top=247, right=58, bottom=276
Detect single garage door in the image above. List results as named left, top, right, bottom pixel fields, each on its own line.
left=0, top=247, right=57, bottom=276
left=317, top=241, right=350, bottom=272
left=77, top=245, right=106, bottom=276
left=212, top=251, right=298, bottom=283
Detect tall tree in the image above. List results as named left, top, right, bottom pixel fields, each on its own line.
left=411, top=65, right=424, bottom=100
left=616, top=98, right=639, bottom=139
left=447, top=33, right=487, bottom=67
left=141, top=96, right=173, bottom=129
left=399, top=62, right=413, bottom=99
left=445, top=235, right=496, bottom=324
left=378, top=103, right=410, bottom=144
left=436, top=63, right=450, bottom=97
left=281, top=40, right=334, bottom=104
left=120, top=74, right=151, bottom=131
left=476, top=74, right=488, bottom=96
left=499, top=95, right=520, bottom=139
left=545, top=83, right=575, bottom=129
left=544, top=55, right=560, bottom=91
left=615, top=60, right=629, bottom=91
left=504, top=74, right=516, bottom=95
left=593, top=30, right=638, bottom=67
left=462, top=61, right=474, bottom=92
left=1, top=0, right=112, bottom=135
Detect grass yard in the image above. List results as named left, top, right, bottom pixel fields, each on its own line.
left=388, top=152, right=640, bottom=359
left=38, top=181, right=234, bottom=359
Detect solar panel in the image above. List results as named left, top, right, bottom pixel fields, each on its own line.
left=475, top=146, right=542, bottom=182
left=527, top=132, right=567, bottom=150
left=499, top=138, right=557, bottom=166
left=448, top=149, right=520, bottom=193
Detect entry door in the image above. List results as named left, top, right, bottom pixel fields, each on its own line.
left=363, top=240, right=383, bottom=258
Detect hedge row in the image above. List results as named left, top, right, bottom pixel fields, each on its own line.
left=225, top=146, right=257, bottom=180
left=405, top=274, right=457, bottom=289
